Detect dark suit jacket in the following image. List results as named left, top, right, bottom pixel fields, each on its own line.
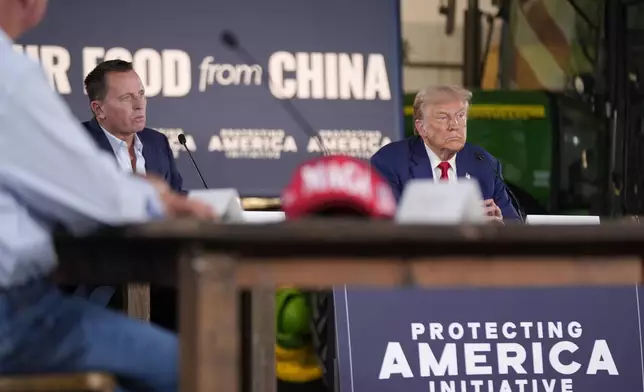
left=370, top=136, right=520, bottom=220
left=82, top=118, right=184, bottom=193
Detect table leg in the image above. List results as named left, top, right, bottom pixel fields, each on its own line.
left=123, top=284, right=150, bottom=321
left=251, top=288, right=276, bottom=392
left=180, top=253, right=239, bottom=392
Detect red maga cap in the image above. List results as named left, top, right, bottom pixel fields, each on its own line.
left=281, top=155, right=396, bottom=219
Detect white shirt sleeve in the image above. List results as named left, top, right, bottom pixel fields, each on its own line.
left=0, top=58, right=165, bottom=234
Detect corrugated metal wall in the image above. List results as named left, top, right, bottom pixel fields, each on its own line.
left=483, top=0, right=599, bottom=90
left=402, top=0, right=599, bottom=92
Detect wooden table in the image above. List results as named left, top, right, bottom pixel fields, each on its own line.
left=54, top=220, right=644, bottom=392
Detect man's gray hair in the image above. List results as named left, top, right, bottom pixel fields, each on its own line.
left=412, top=85, right=473, bottom=125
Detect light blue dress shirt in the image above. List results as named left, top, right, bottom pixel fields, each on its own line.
left=100, top=126, right=147, bottom=175
left=0, top=28, right=165, bottom=288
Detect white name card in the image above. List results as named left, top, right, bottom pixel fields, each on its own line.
left=396, top=179, right=487, bottom=224
left=188, top=188, right=244, bottom=223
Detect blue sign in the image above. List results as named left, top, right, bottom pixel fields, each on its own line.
left=334, top=286, right=644, bottom=392
left=15, top=0, right=403, bottom=196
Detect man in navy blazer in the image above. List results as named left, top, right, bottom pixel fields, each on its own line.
left=371, top=85, right=520, bottom=222
left=81, top=60, right=183, bottom=193
left=78, top=60, right=184, bottom=330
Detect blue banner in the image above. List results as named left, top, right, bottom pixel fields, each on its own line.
left=15, top=0, right=403, bottom=196
left=334, top=286, right=643, bottom=392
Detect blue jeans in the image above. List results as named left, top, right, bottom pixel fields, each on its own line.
left=0, top=279, right=178, bottom=392
left=74, top=285, right=115, bottom=307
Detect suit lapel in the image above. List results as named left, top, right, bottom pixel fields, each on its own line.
left=455, top=144, right=472, bottom=180
left=85, top=119, right=116, bottom=159
left=456, top=143, right=488, bottom=195
left=409, top=137, right=434, bottom=180
left=138, top=130, right=155, bottom=173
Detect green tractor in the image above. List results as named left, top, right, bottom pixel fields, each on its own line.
left=403, top=90, right=610, bottom=216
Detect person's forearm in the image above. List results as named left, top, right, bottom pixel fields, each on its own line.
left=0, top=61, right=165, bottom=232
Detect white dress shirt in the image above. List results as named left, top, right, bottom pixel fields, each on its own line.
left=100, top=126, right=146, bottom=175
left=0, top=27, right=164, bottom=288
left=424, top=143, right=458, bottom=183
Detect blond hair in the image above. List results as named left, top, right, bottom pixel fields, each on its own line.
left=412, top=85, right=472, bottom=134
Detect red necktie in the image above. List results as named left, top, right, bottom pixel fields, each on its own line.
left=437, top=161, right=451, bottom=180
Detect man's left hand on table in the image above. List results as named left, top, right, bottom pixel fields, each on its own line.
left=483, top=199, right=503, bottom=224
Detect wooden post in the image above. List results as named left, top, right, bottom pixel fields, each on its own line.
left=180, top=253, right=239, bottom=392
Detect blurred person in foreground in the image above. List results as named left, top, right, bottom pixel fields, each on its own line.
left=370, top=85, right=520, bottom=222
left=0, top=1, right=214, bottom=391
left=79, top=60, right=184, bottom=329
left=277, top=155, right=396, bottom=392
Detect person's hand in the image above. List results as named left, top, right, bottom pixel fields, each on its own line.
left=482, top=199, right=503, bottom=224
left=143, top=173, right=171, bottom=195
left=141, top=174, right=217, bottom=220
left=159, top=192, right=217, bottom=220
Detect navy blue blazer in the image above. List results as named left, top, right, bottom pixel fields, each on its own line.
left=82, top=119, right=185, bottom=193
left=370, top=137, right=520, bottom=220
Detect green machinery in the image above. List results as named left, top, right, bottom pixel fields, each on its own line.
left=403, top=90, right=610, bottom=216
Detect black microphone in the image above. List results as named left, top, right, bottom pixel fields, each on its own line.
left=178, top=134, right=209, bottom=189
left=474, top=152, right=525, bottom=223
left=220, top=30, right=330, bottom=156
